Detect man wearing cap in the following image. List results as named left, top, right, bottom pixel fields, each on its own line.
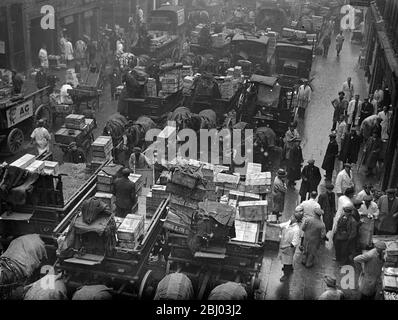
left=30, top=119, right=51, bottom=155
left=377, top=189, right=398, bottom=235
left=129, top=147, right=150, bottom=172
left=360, top=97, right=375, bottom=126
left=283, top=123, right=300, bottom=161
left=318, top=275, right=344, bottom=300
left=331, top=187, right=355, bottom=243
left=113, top=168, right=137, bottom=218
left=272, top=169, right=288, bottom=217
left=358, top=195, right=379, bottom=250
left=335, top=163, right=354, bottom=197
left=362, top=130, right=382, bottom=177
left=322, top=133, right=339, bottom=181
left=357, top=184, right=374, bottom=202
left=286, top=137, right=303, bottom=188
left=318, top=183, right=336, bottom=233
left=331, top=92, right=348, bottom=131
left=347, top=94, right=362, bottom=131
left=301, top=191, right=321, bottom=221
left=334, top=205, right=357, bottom=264
left=299, top=159, right=321, bottom=202
left=339, top=127, right=362, bottom=166
left=65, top=142, right=86, bottom=164
left=273, top=208, right=304, bottom=281
left=301, top=207, right=326, bottom=268
left=354, top=241, right=386, bottom=300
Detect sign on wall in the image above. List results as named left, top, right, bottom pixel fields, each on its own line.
left=6, top=100, right=33, bottom=128
left=349, top=0, right=371, bottom=7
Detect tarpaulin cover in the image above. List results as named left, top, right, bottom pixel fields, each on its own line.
left=81, top=197, right=110, bottom=225
left=0, top=166, right=40, bottom=205
left=208, top=282, right=248, bottom=300
left=24, top=274, right=67, bottom=300
left=72, top=285, right=113, bottom=300
left=1, top=234, right=47, bottom=278
left=154, top=273, right=194, bottom=300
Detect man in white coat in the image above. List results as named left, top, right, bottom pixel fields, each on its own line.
left=301, top=191, right=321, bottom=221
left=335, top=163, right=355, bottom=197
left=30, top=119, right=51, bottom=155
left=64, top=37, right=74, bottom=68
left=347, top=94, right=362, bottom=131
left=377, top=105, right=393, bottom=141
left=274, top=208, right=304, bottom=282
left=297, top=81, right=312, bottom=119
left=342, top=77, right=354, bottom=102
left=38, top=44, right=49, bottom=71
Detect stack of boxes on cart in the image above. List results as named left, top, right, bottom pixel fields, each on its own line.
left=9, top=154, right=60, bottom=176
left=217, top=66, right=244, bottom=100
left=54, top=114, right=95, bottom=147
left=160, top=66, right=183, bottom=95
left=116, top=213, right=145, bottom=249
left=378, top=237, right=398, bottom=300
left=91, top=136, right=113, bottom=167
left=146, top=78, right=157, bottom=97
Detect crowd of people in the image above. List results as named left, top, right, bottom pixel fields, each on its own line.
left=268, top=36, right=396, bottom=299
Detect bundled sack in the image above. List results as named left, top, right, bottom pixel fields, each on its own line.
left=81, top=197, right=110, bottom=224
left=208, top=282, right=247, bottom=300
left=154, top=273, right=194, bottom=300
left=24, top=274, right=67, bottom=300
left=72, top=285, right=112, bottom=300
left=170, top=165, right=204, bottom=189
left=1, top=234, right=47, bottom=280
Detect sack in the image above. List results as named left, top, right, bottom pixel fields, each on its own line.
left=208, top=282, right=247, bottom=300
left=154, top=273, right=194, bottom=300
left=24, top=274, right=67, bottom=300
left=72, top=285, right=112, bottom=300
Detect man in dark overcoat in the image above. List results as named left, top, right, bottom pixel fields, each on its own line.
left=299, top=159, right=322, bottom=202
left=339, top=127, right=362, bottom=165
left=318, top=183, right=336, bottom=232
left=322, top=133, right=339, bottom=181
left=286, top=138, right=303, bottom=188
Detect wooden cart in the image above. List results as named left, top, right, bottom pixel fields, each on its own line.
left=54, top=197, right=169, bottom=299
left=0, top=86, right=53, bottom=154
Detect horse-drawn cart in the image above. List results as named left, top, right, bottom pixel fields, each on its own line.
left=54, top=197, right=169, bottom=299
left=0, top=86, right=53, bottom=154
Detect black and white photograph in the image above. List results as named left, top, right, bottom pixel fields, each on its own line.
left=0, top=0, right=397, bottom=307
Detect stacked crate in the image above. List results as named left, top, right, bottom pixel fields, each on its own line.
left=146, top=78, right=157, bottom=97
left=146, top=185, right=169, bottom=216
left=65, top=114, right=86, bottom=130
left=129, top=173, right=144, bottom=195
left=116, top=214, right=145, bottom=249
left=97, top=170, right=115, bottom=193
left=10, top=154, right=36, bottom=169
left=25, top=160, right=45, bottom=173
left=95, top=192, right=115, bottom=211
left=383, top=240, right=398, bottom=299
left=91, top=136, right=113, bottom=163
left=43, top=161, right=60, bottom=175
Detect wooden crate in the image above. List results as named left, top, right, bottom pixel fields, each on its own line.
left=238, top=200, right=268, bottom=222
left=26, top=160, right=45, bottom=173
left=117, top=214, right=145, bottom=242
left=10, top=154, right=36, bottom=169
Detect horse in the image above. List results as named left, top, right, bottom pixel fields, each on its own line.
left=125, top=116, right=156, bottom=151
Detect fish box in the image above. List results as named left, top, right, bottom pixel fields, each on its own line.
left=55, top=128, right=84, bottom=145
left=238, top=200, right=268, bottom=222
left=10, top=154, right=36, bottom=169
left=97, top=171, right=114, bottom=185
left=245, top=172, right=272, bottom=186
left=246, top=162, right=262, bottom=174
left=264, top=222, right=281, bottom=243
left=97, top=183, right=114, bottom=193
left=228, top=189, right=261, bottom=202
left=65, top=114, right=86, bottom=130
left=233, top=220, right=260, bottom=243
left=95, top=192, right=115, bottom=209
left=44, top=161, right=60, bottom=175
left=25, top=160, right=45, bottom=173
left=214, top=173, right=240, bottom=188
left=117, top=214, right=145, bottom=242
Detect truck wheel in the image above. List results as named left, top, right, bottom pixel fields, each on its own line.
left=7, top=128, right=24, bottom=154
left=35, top=104, right=53, bottom=129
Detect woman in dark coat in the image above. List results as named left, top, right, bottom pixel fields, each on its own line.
left=318, top=183, right=336, bottom=232
left=287, top=139, right=303, bottom=187
left=362, top=131, right=382, bottom=176
left=339, top=128, right=362, bottom=164
left=322, top=133, right=339, bottom=181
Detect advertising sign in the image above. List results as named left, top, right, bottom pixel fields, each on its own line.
left=6, top=100, right=33, bottom=128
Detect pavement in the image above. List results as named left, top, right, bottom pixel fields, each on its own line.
left=258, top=31, right=369, bottom=300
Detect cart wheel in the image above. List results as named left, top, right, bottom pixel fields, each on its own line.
left=7, top=128, right=24, bottom=155
left=138, top=270, right=153, bottom=300
left=35, top=104, right=53, bottom=129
